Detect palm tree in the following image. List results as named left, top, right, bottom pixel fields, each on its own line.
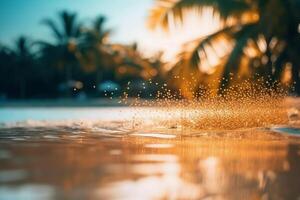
left=111, top=43, right=160, bottom=84
left=149, top=0, right=300, bottom=94
left=11, top=36, right=35, bottom=98
left=79, top=16, right=112, bottom=85
left=0, top=43, right=14, bottom=98
left=39, top=10, right=83, bottom=95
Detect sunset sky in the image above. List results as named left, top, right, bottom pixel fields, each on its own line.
left=0, top=0, right=219, bottom=60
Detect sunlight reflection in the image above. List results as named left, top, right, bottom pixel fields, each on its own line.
left=95, top=175, right=201, bottom=200
left=1, top=104, right=300, bottom=199
left=199, top=157, right=225, bottom=193
left=144, top=143, right=174, bottom=149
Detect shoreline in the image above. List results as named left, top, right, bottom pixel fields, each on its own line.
left=0, top=96, right=299, bottom=108
left=0, top=98, right=131, bottom=108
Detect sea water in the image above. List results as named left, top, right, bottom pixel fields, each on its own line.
left=0, top=98, right=300, bottom=200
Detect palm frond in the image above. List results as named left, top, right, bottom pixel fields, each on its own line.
left=41, top=19, right=63, bottom=41
left=148, top=0, right=250, bottom=29
left=94, top=16, right=106, bottom=33
left=188, top=25, right=241, bottom=69
left=219, top=23, right=258, bottom=92
left=59, top=10, right=78, bottom=38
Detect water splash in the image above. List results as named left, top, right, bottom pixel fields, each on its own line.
left=116, top=78, right=293, bottom=130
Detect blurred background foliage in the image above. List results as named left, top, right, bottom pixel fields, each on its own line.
left=1, top=0, right=300, bottom=100
left=149, top=0, right=300, bottom=97
left=0, top=10, right=166, bottom=99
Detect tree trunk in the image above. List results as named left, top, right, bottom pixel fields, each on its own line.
left=65, top=64, right=72, bottom=97
left=292, top=64, right=300, bottom=95
left=265, top=38, right=274, bottom=80
left=96, top=68, right=102, bottom=85
left=96, top=53, right=103, bottom=86
left=19, top=78, right=26, bottom=99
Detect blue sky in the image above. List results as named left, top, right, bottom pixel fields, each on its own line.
left=0, top=0, right=153, bottom=46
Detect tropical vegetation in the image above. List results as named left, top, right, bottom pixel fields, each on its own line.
left=149, top=0, right=300, bottom=95
left=1, top=1, right=300, bottom=100
left=0, top=10, right=163, bottom=99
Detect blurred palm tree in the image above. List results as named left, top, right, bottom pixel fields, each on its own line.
left=11, top=36, right=35, bottom=98
left=1, top=39, right=56, bottom=99
left=0, top=43, right=14, bottom=98
left=80, top=16, right=112, bottom=85
left=149, top=0, right=300, bottom=94
left=39, top=10, right=83, bottom=95
left=108, top=43, right=165, bottom=97
left=111, top=43, right=160, bottom=84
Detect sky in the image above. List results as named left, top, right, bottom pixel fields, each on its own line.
left=0, top=0, right=153, bottom=45
left=0, top=0, right=220, bottom=60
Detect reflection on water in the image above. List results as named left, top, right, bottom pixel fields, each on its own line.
left=0, top=184, right=55, bottom=200
left=1, top=97, right=300, bottom=200
left=0, top=121, right=300, bottom=200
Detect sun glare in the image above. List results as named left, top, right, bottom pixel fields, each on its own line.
left=140, top=8, right=221, bottom=62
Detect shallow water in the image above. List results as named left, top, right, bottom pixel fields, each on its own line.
left=1, top=99, right=300, bottom=200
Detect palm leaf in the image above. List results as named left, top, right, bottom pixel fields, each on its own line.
left=188, top=25, right=241, bottom=69
left=60, top=11, right=74, bottom=37
left=41, top=19, right=63, bottom=41
left=93, top=16, right=106, bottom=34
left=219, top=23, right=258, bottom=92
left=148, top=0, right=250, bottom=29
